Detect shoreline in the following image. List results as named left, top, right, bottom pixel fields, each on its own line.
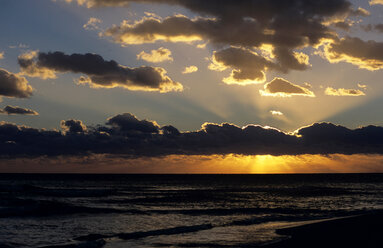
left=262, top=210, right=383, bottom=248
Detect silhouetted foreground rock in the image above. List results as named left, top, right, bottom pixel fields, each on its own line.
left=264, top=210, right=383, bottom=248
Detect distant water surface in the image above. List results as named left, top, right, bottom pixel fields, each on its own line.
left=0, top=174, right=382, bottom=248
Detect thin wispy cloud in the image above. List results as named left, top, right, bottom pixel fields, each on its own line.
left=0, top=105, right=38, bottom=115
left=325, top=87, right=365, bottom=96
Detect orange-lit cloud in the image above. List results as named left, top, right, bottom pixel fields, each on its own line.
left=370, top=0, right=383, bottom=5
left=209, top=47, right=274, bottom=85
left=18, top=51, right=57, bottom=79
left=61, top=119, right=87, bottom=134
left=0, top=68, right=33, bottom=99
left=0, top=105, right=39, bottom=115
left=325, top=87, right=365, bottom=96
left=102, top=16, right=204, bottom=45
left=270, top=110, right=284, bottom=116
left=83, top=17, right=102, bottom=30
left=18, top=51, right=183, bottom=93
left=1, top=153, right=382, bottom=174
left=90, top=0, right=371, bottom=84
left=260, top=77, right=315, bottom=97
left=320, top=37, right=383, bottom=71
left=0, top=52, right=4, bottom=59
left=357, top=83, right=367, bottom=89
left=182, top=65, right=198, bottom=74
left=137, top=47, right=173, bottom=63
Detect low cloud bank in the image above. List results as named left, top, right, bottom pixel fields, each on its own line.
left=1, top=113, right=383, bottom=158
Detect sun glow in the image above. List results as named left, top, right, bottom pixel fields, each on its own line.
left=2, top=154, right=382, bottom=174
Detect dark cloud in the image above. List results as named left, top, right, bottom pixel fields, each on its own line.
left=322, top=36, right=383, bottom=70
left=333, top=21, right=352, bottom=31
left=209, top=47, right=276, bottom=84
left=295, top=123, right=383, bottom=154
left=74, top=0, right=355, bottom=24
left=0, top=106, right=39, bottom=115
left=0, top=68, right=33, bottom=98
left=273, top=47, right=310, bottom=72
left=66, top=0, right=375, bottom=81
left=325, top=87, right=365, bottom=96
left=161, top=125, right=180, bottom=136
left=1, top=113, right=383, bottom=158
left=260, top=77, right=315, bottom=97
left=106, top=113, right=160, bottom=134
left=61, top=119, right=87, bottom=133
left=362, top=23, right=383, bottom=33
left=95, top=0, right=362, bottom=74
left=208, top=46, right=310, bottom=84
left=375, top=24, right=383, bottom=32
left=18, top=51, right=183, bottom=93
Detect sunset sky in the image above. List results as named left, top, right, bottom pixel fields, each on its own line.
left=1, top=0, right=383, bottom=173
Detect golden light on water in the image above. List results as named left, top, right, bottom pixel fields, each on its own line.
left=2, top=154, right=383, bottom=174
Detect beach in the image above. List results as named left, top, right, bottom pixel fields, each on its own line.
left=265, top=210, right=383, bottom=248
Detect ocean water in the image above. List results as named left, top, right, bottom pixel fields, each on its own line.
left=0, top=174, right=382, bottom=248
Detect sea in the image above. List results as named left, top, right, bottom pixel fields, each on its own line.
left=0, top=174, right=382, bottom=248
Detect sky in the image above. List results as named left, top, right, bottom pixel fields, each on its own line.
left=0, top=0, right=383, bottom=173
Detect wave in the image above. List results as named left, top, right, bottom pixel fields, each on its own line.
left=96, top=186, right=360, bottom=207
left=0, top=184, right=117, bottom=198
left=38, top=239, right=106, bottom=248
left=74, top=224, right=214, bottom=242
left=0, top=198, right=145, bottom=218
left=147, top=207, right=345, bottom=216
left=0, top=243, right=17, bottom=248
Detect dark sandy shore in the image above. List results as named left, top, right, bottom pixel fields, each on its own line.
left=263, top=210, right=383, bottom=248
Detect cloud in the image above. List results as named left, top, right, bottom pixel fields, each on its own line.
left=325, top=87, right=365, bottom=96
left=0, top=68, right=33, bottom=98
left=0, top=106, right=38, bottom=115
left=375, top=24, right=383, bottom=32
left=18, top=51, right=183, bottom=93
left=357, top=83, right=367, bottom=89
left=361, top=24, right=383, bottom=33
left=370, top=0, right=383, bottom=5
left=106, top=113, right=160, bottom=134
left=18, top=51, right=57, bottom=79
left=3, top=114, right=383, bottom=158
left=321, top=37, right=383, bottom=71
left=0, top=52, right=4, bottom=59
left=260, top=77, right=315, bottom=97
left=294, top=123, right=383, bottom=155
left=270, top=110, right=283, bottom=116
left=101, top=13, right=324, bottom=72
left=208, top=46, right=311, bottom=85
left=333, top=21, right=352, bottom=31
left=102, top=15, right=207, bottom=45
left=136, top=47, right=173, bottom=63
left=2, top=153, right=383, bottom=173
left=94, top=0, right=363, bottom=76
left=273, top=48, right=311, bottom=72
left=353, top=7, right=370, bottom=17
left=182, top=65, right=198, bottom=74
left=209, top=47, right=276, bottom=85
left=9, top=43, right=29, bottom=49
left=61, top=119, right=87, bottom=133
left=83, top=17, right=102, bottom=30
